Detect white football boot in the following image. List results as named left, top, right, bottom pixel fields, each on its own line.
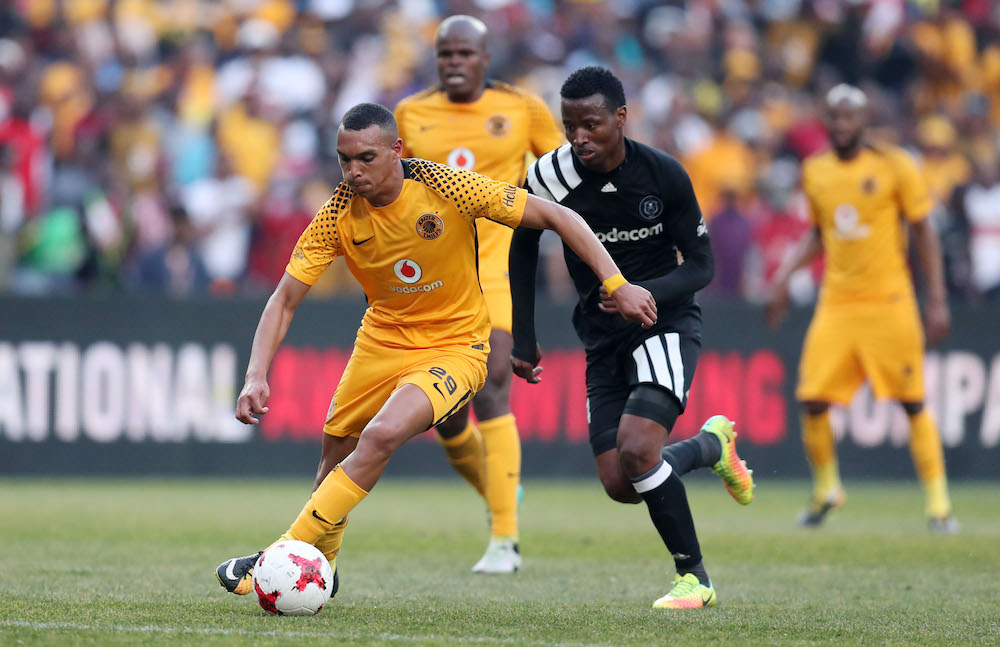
left=471, top=538, right=521, bottom=574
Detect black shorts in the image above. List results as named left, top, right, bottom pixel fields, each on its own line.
left=585, top=324, right=700, bottom=456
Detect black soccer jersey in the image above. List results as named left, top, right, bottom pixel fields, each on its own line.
left=510, top=138, right=714, bottom=356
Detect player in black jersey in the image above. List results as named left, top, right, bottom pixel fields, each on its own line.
left=509, top=67, right=755, bottom=609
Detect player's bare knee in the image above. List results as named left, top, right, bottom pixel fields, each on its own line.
left=801, top=400, right=830, bottom=416
left=435, top=410, right=467, bottom=439
left=599, top=472, right=641, bottom=504
left=617, top=438, right=660, bottom=479
left=360, top=419, right=407, bottom=458
left=471, top=377, right=510, bottom=420
left=901, top=401, right=924, bottom=416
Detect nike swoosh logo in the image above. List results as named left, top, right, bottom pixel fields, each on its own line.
left=312, top=510, right=332, bottom=524
left=352, top=236, right=374, bottom=245
left=224, top=559, right=238, bottom=581
left=432, top=382, right=444, bottom=398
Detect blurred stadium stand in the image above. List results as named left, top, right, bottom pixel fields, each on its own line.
left=1, top=0, right=999, bottom=303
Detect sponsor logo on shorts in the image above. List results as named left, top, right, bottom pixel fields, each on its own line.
left=416, top=213, right=444, bottom=240
left=447, top=147, right=475, bottom=170
left=595, top=223, right=663, bottom=243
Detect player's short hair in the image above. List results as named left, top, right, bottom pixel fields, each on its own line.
left=341, top=102, right=397, bottom=133
left=561, top=66, right=626, bottom=112
left=825, top=84, right=867, bottom=110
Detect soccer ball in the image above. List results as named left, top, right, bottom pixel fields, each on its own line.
left=252, top=540, right=335, bottom=616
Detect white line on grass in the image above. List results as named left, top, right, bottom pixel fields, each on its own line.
left=0, top=620, right=619, bottom=647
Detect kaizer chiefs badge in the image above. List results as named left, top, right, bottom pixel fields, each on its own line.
left=416, top=213, right=444, bottom=240
left=486, top=114, right=511, bottom=137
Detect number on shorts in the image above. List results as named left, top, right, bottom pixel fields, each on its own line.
left=429, top=366, right=457, bottom=395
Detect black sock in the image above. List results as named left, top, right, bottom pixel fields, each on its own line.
left=631, top=462, right=708, bottom=585
left=661, top=431, right=722, bottom=476
left=681, top=560, right=710, bottom=586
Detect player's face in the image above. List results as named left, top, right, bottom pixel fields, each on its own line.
left=436, top=34, right=489, bottom=102
left=337, top=125, right=403, bottom=203
left=561, top=94, right=627, bottom=173
left=826, top=101, right=866, bottom=155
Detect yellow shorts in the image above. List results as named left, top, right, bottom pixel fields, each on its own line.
left=324, top=336, right=488, bottom=437
left=796, top=297, right=925, bottom=405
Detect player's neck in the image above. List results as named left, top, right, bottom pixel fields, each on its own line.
left=364, top=167, right=405, bottom=207
left=445, top=85, right=486, bottom=104
left=833, top=143, right=863, bottom=161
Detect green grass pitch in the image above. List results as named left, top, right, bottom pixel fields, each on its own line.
left=1, top=477, right=997, bottom=646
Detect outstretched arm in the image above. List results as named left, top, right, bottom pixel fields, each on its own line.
left=765, top=225, right=823, bottom=328
left=910, top=217, right=950, bottom=346
left=508, top=226, right=544, bottom=382
left=519, top=193, right=657, bottom=328
left=236, top=273, right=311, bottom=424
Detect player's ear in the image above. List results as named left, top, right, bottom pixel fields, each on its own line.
left=615, top=105, right=627, bottom=129
left=391, top=137, right=403, bottom=159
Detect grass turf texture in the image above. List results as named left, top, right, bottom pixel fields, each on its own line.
left=0, top=478, right=997, bottom=646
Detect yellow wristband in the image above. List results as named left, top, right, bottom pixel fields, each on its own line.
left=602, top=272, right=627, bottom=296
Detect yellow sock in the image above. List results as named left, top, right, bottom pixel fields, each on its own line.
left=908, top=409, right=952, bottom=518
left=801, top=411, right=841, bottom=502
left=479, top=413, right=521, bottom=538
left=285, top=466, right=368, bottom=545
left=438, top=421, right=486, bottom=498
left=314, top=515, right=349, bottom=570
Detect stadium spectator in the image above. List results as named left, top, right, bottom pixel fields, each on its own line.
left=0, top=1, right=996, bottom=306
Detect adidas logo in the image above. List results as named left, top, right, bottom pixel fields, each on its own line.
left=601, top=182, right=617, bottom=193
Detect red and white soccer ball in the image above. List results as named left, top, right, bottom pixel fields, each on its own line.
left=252, top=540, right=334, bottom=616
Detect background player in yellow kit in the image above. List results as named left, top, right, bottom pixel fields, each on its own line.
left=394, top=15, right=565, bottom=573
left=767, top=85, right=958, bottom=533
left=215, top=102, right=656, bottom=597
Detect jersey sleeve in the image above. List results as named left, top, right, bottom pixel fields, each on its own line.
left=410, top=160, right=528, bottom=228
left=285, top=187, right=348, bottom=285
left=662, top=155, right=710, bottom=255
left=524, top=93, right=565, bottom=157
left=891, top=148, right=934, bottom=222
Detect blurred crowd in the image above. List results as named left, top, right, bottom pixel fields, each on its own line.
left=1, top=0, right=999, bottom=304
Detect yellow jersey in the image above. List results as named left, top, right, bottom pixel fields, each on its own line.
left=394, top=82, right=564, bottom=284
left=802, top=145, right=934, bottom=305
left=286, top=159, right=528, bottom=350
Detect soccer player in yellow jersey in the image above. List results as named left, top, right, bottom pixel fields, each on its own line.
left=767, top=85, right=958, bottom=533
left=394, top=15, right=565, bottom=573
left=215, top=102, right=657, bottom=597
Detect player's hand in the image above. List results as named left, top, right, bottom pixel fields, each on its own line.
left=600, top=283, right=657, bottom=328
left=924, top=298, right=950, bottom=347
left=765, top=283, right=790, bottom=329
left=510, top=344, right=544, bottom=384
left=235, top=379, right=270, bottom=424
